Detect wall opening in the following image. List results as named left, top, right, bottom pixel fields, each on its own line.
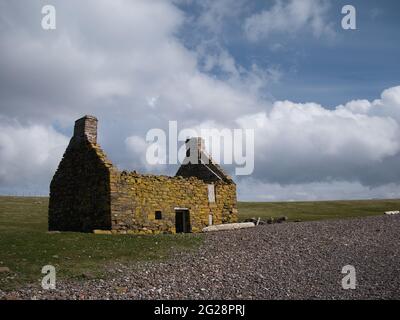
left=208, top=184, right=215, bottom=203
left=175, top=209, right=191, bottom=233
left=155, top=210, right=162, bottom=220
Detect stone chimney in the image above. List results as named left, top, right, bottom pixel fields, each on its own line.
left=73, top=115, right=98, bottom=144
left=185, top=137, right=207, bottom=163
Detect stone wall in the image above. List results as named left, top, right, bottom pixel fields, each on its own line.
left=49, top=115, right=238, bottom=234
left=109, top=171, right=237, bottom=234
left=48, top=139, right=113, bottom=232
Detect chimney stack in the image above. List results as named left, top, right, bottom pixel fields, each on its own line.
left=73, top=115, right=98, bottom=144
left=185, top=137, right=206, bottom=163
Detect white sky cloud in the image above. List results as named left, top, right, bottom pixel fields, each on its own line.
left=0, top=118, right=68, bottom=194
left=235, top=87, right=400, bottom=187
left=0, top=0, right=399, bottom=200
left=244, top=0, right=335, bottom=41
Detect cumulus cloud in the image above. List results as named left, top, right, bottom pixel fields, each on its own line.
left=0, top=0, right=266, bottom=127
left=0, top=0, right=191, bottom=123
left=125, top=135, right=169, bottom=173
left=236, top=87, right=400, bottom=186
left=243, top=0, right=335, bottom=41
left=0, top=118, right=68, bottom=194
left=124, top=85, right=400, bottom=188
left=234, top=86, right=400, bottom=200
left=0, top=0, right=400, bottom=200
left=0, top=0, right=268, bottom=194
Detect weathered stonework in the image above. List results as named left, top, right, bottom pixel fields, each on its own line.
left=49, top=115, right=238, bottom=234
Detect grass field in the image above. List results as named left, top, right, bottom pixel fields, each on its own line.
left=238, top=199, right=400, bottom=222
left=1, top=196, right=399, bottom=290
left=0, top=196, right=202, bottom=290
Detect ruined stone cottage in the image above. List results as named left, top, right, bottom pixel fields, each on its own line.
left=48, top=115, right=238, bottom=234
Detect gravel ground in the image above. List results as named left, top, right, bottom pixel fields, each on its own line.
left=1, top=215, right=400, bottom=300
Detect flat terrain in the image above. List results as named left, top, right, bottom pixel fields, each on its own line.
left=2, top=215, right=400, bottom=299
left=0, top=197, right=201, bottom=290
left=1, top=196, right=400, bottom=299
left=238, top=199, right=400, bottom=222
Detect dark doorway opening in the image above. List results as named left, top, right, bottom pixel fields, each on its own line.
left=175, top=209, right=191, bottom=233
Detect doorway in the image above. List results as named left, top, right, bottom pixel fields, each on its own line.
left=175, top=209, right=191, bottom=233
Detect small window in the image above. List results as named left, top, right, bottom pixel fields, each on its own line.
left=155, top=210, right=162, bottom=220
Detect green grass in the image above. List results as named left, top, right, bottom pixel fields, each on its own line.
left=238, top=199, right=400, bottom=222
left=0, top=196, right=202, bottom=290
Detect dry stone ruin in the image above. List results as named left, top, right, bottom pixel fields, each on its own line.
left=48, top=115, right=238, bottom=234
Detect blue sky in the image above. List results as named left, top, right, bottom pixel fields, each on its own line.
left=177, top=0, right=400, bottom=107
left=1, top=0, right=400, bottom=200
left=176, top=0, right=400, bottom=107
